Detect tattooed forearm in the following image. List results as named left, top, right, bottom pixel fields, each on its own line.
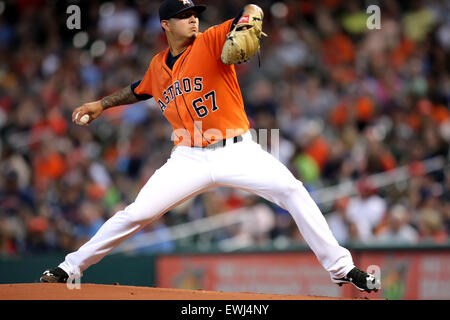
left=101, top=86, right=139, bottom=110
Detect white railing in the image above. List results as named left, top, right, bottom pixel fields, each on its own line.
left=111, top=155, right=448, bottom=254
left=310, top=156, right=447, bottom=205
left=112, top=207, right=254, bottom=254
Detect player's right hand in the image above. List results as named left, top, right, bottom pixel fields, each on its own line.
left=72, top=100, right=103, bottom=126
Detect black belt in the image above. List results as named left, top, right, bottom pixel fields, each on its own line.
left=204, top=135, right=243, bottom=150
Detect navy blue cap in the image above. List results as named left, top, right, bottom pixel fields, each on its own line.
left=159, top=0, right=206, bottom=21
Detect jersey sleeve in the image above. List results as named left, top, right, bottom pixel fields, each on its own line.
left=201, top=19, right=234, bottom=59
left=134, top=61, right=153, bottom=97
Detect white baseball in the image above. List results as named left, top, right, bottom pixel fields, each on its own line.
left=80, top=114, right=90, bottom=124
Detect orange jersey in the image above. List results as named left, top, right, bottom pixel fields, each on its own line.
left=135, top=19, right=250, bottom=147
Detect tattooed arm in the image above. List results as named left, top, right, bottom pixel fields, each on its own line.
left=72, top=86, right=139, bottom=126
left=100, top=86, right=139, bottom=110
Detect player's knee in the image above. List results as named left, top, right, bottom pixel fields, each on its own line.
left=122, top=202, right=158, bottom=224
left=276, top=179, right=303, bottom=200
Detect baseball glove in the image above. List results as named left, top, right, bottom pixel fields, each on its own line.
left=221, top=14, right=267, bottom=65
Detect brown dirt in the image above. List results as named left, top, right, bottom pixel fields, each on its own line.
left=0, top=283, right=372, bottom=300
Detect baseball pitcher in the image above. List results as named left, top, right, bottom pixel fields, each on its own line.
left=40, top=0, right=380, bottom=293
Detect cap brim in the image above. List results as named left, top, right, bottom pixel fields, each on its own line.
left=168, top=5, right=206, bottom=19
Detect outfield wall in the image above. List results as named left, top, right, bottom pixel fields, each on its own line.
left=156, top=245, right=450, bottom=299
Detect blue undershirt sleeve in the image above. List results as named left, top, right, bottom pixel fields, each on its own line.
left=131, top=80, right=153, bottom=101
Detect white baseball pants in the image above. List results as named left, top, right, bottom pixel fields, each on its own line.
left=59, top=131, right=355, bottom=279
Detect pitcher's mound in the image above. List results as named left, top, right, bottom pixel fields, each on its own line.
left=0, top=283, right=371, bottom=300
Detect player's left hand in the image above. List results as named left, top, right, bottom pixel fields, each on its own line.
left=221, top=13, right=267, bottom=65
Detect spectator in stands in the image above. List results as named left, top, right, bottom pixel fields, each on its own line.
left=346, top=178, right=387, bottom=242
left=376, top=204, right=419, bottom=244
left=417, top=207, right=448, bottom=244
left=0, top=214, right=17, bottom=256
left=327, top=197, right=352, bottom=245
left=0, top=0, right=448, bottom=255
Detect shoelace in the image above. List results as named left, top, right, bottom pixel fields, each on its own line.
left=258, top=49, right=262, bottom=68
left=49, top=268, right=68, bottom=280
left=348, top=268, right=370, bottom=284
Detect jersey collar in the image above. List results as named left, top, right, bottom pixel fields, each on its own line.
left=162, top=40, right=195, bottom=75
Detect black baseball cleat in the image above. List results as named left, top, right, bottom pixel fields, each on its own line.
left=40, top=267, right=69, bottom=283
left=332, top=267, right=381, bottom=293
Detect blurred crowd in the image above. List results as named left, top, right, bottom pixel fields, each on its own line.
left=0, top=0, right=449, bottom=257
